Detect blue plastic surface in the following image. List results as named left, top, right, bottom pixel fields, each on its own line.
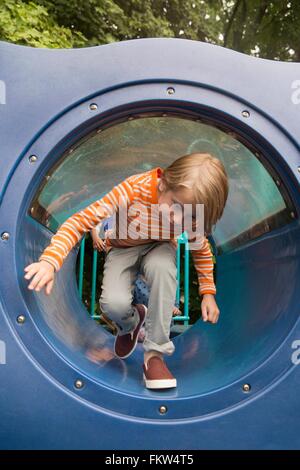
left=0, top=38, right=299, bottom=449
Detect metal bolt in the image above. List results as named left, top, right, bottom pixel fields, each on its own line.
left=297, top=166, right=300, bottom=173
left=159, top=405, right=168, bottom=414
left=89, top=103, right=98, bottom=111
left=290, top=211, right=295, bottom=219
left=242, top=383, right=251, bottom=392
left=275, top=179, right=281, bottom=186
left=128, top=116, right=135, bottom=121
left=96, top=128, right=102, bottom=134
left=17, top=315, right=26, bottom=324
left=242, top=110, right=250, bottom=118
left=74, top=379, right=84, bottom=389
left=162, top=113, right=168, bottom=117
left=167, top=87, right=175, bottom=95
left=29, top=155, right=38, bottom=163
left=1, top=232, right=10, bottom=241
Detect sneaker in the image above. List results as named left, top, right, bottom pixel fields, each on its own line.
left=114, top=304, right=147, bottom=359
left=143, top=356, right=177, bottom=389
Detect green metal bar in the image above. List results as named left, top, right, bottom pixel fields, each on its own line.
left=78, top=235, right=86, bottom=299
left=172, top=316, right=188, bottom=321
left=90, top=248, right=98, bottom=317
left=173, top=232, right=190, bottom=324
left=176, top=240, right=181, bottom=306
left=183, top=233, right=190, bottom=326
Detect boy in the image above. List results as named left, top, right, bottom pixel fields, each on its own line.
left=24, top=153, right=228, bottom=390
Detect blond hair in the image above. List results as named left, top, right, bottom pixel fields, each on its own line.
left=162, top=153, right=229, bottom=235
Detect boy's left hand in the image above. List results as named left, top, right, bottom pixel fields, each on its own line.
left=201, top=294, right=220, bottom=324
left=93, top=237, right=106, bottom=252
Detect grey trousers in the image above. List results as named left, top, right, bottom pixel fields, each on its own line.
left=99, top=241, right=177, bottom=356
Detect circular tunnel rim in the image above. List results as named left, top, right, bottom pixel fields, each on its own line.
left=1, top=80, right=300, bottom=420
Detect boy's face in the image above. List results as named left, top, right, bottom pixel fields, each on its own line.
left=157, top=180, right=197, bottom=227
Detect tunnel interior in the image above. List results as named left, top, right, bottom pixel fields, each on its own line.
left=18, top=114, right=300, bottom=399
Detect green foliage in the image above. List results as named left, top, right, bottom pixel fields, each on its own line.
left=0, top=0, right=299, bottom=60
left=220, top=0, right=300, bottom=61
left=31, top=0, right=126, bottom=45
left=0, top=0, right=86, bottom=47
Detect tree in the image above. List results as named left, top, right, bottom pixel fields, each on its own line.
left=221, top=0, right=300, bottom=61
left=1, top=0, right=299, bottom=61
left=0, top=0, right=86, bottom=47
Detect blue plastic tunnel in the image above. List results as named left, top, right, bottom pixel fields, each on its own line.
left=0, top=38, right=299, bottom=449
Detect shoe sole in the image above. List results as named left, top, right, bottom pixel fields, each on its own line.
left=114, top=305, right=147, bottom=359
left=143, top=373, right=177, bottom=389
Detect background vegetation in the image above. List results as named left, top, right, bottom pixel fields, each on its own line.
left=0, top=0, right=299, bottom=60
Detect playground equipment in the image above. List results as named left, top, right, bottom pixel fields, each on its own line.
left=0, top=38, right=299, bottom=449
left=78, top=225, right=191, bottom=325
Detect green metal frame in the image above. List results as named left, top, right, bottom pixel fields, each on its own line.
left=78, top=233, right=190, bottom=323
left=175, top=231, right=190, bottom=325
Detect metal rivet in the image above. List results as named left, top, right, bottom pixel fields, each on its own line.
left=167, top=87, right=175, bottom=95
left=242, top=383, right=251, bottom=392
left=89, top=103, right=98, bottom=111
left=242, top=110, right=250, bottom=118
left=128, top=116, right=135, bottom=121
left=162, top=113, right=168, bottom=117
left=159, top=405, right=168, bottom=414
left=1, top=232, right=10, bottom=241
left=297, top=166, right=300, bottom=173
left=96, top=129, right=102, bottom=134
left=74, top=379, right=84, bottom=389
left=275, top=179, right=281, bottom=186
left=17, top=315, right=26, bottom=324
left=29, top=155, right=38, bottom=163
left=290, top=211, right=295, bottom=219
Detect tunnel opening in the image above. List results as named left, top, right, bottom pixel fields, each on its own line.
left=18, top=109, right=300, bottom=409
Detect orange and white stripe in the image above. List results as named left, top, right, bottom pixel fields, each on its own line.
left=39, top=167, right=216, bottom=295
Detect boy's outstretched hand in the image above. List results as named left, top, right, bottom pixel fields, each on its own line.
left=201, top=294, right=220, bottom=324
left=91, top=228, right=106, bottom=252
left=24, top=260, right=55, bottom=295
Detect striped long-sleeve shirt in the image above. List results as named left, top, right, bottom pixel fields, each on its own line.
left=39, top=167, right=216, bottom=296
